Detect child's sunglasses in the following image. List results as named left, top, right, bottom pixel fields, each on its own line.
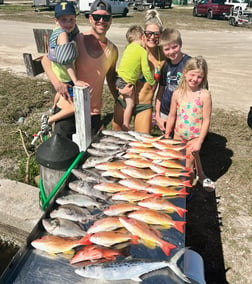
left=91, top=14, right=111, bottom=22
left=144, top=31, right=160, bottom=38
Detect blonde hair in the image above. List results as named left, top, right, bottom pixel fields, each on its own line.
left=144, top=9, right=163, bottom=32
left=159, top=28, right=182, bottom=47
left=178, top=56, right=208, bottom=93
left=126, top=25, right=143, bottom=43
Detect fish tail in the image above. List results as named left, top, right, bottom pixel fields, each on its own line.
left=173, top=221, right=186, bottom=233
left=181, top=171, right=191, bottom=177
left=79, top=234, right=92, bottom=245
left=130, top=235, right=140, bottom=245
left=167, top=247, right=191, bottom=283
left=178, top=187, right=189, bottom=196
left=185, top=154, right=191, bottom=159
left=182, top=180, right=192, bottom=187
left=160, top=240, right=177, bottom=256
left=175, top=206, right=188, bottom=218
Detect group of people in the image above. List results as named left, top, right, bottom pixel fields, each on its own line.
left=41, top=0, right=216, bottom=192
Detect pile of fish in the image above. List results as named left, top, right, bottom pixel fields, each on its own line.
left=31, top=130, right=192, bottom=283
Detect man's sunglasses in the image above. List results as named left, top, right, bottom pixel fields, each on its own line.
left=91, top=14, right=111, bottom=22
left=144, top=31, right=160, bottom=38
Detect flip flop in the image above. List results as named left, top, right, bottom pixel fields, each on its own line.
left=201, top=178, right=216, bottom=192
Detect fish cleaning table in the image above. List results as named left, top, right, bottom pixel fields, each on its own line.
left=0, top=131, right=189, bottom=284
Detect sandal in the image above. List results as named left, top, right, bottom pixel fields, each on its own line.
left=201, top=178, right=216, bottom=192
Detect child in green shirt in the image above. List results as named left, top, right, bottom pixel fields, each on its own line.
left=116, top=25, right=156, bottom=131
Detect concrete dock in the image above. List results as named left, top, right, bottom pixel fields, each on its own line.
left=0, top=179, right=43, bottom=246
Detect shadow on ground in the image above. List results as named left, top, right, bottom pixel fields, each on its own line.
left=185, top=132, right=233, bottom=284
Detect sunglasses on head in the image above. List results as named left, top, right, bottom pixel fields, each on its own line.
left=144, top=31, right=160, bottom=38
left=91, top=14, right=111, bottom=22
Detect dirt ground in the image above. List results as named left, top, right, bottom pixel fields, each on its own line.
left=0, top=17, right=251, bottom=284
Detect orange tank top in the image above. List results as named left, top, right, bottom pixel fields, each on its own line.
left=76, top=33, right=116, bottom=115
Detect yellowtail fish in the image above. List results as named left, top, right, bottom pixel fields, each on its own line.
left=119, top=178, right=149, bottom=190
left=156, top=149, right=190, bottom=160
left=94, top=182, right=133, bottom=193
left=128, top=141, right=154, bottom=148
left=128, top=209, right=186, bottom=233
left=119, top=217, right=176, bottom=256
left=75, top=247, right=190, bottom=283
left=87, top=217, right=123, bottom=234
left=31, top=235, right=87, bottom=254
left=70, top=245, right=125, bottom=265
left=147, top=175, right=192, bottom=187
left=103, top=203, right=143, bottom=216
left=124, top=158, right=153, bottom=169
left=101, top=169, right=130, bottom=179
left=120, top=167, right=157, bottom=179
left=112, top=191, right=161, bottom=203
left=149, top=164, right=191, bottom=177
left=138, top=197, right=188, bottom=218
left=95, top=161, right=126, bottom=171
left=145, top=185, right=189, bottom=198
left=152, top=159, right=190, bottom=170
left=152, top=141, right=186, bottom=151
left=83, top=231, right=139, bottom=247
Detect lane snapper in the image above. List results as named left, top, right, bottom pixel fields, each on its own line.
left=95, top=160, right=126, bottom=171
left=159, top=138, right=184, bottom=145
left=87, top=217, right=123, bottom=234
left=128, top=141, right=153, bottom=148
left=152, top=140, right=185, bottom=151
left=103, top=203, right=143, bottom=216
left=101, top=169, right=130, bottom=179
left=128, top=209, right=186, bottom=233
left=94, top=182, right=133, bottom=193
left=124, top=158, right=153, bottom=168
left=137, top=134, right=164, bottom=143
left=75, top=247, right=190, bottom=282
left=127, top=146, right=157, bottom=154
left=119, top=178, right=149, bottom=190
left=120, top=167, right=157, bottom=179
left=138, top=196, right=187, bottom=218
left=112, top=190, right=161, bottom=203
left=156, top=149, right=190, bottom=160
left=150, top=164, right=191, bottom=177
left=139, top=152, right=174, bottom=160
left=83, top=231, right=139, bottom=247
left=70, top=244, right=125, bottom=265
left=31, top=235, right=88, bottom=254
left=147, top=175, right=192, bottom=188
left=153, top=159, right=191, bottom=171
left=119, top=217, right=176, bottom=256
left=145, top=185, right=189, bottom=198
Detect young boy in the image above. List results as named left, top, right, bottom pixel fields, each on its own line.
left=42, top=1, right=89, bottom=131
left=116, top=25, right=156, bottom=131
left=155, top=28, right=190, bottom=132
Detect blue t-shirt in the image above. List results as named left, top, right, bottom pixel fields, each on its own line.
left=159, top=54, right=190, bottom=116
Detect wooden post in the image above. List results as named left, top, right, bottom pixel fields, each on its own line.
left=73, top=86, right=92, bottom=151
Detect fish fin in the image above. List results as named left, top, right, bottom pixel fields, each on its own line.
left=173, top=221, right=186, bottom=233
left=167, top=247, right=191, bottom=283
left=132, top=276, right=143, bottom=282
left=160, top=240, right=177, bottom=256
left=63, top=249, right=75, bottom=255
left=142, top=239, right=157, bottom=249
left=185, top=154, right=191, bottom=159
left=79, top=234, right=92, bottom=245
left=175, top=206, right=188, bottom=218
left=178, top=187, right=189, bottom=196
left=182, top=180, right=192, bottom=187
left=130, top=235, right=140, bottom=245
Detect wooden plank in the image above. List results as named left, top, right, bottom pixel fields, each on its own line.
left=73, top=86, right=92, bottom=151
left=33, top=28, right=52, bottom=53
left=23, top=53, right=44, bottom=77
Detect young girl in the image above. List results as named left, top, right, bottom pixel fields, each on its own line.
left=165, top=56, right=215, bottom=192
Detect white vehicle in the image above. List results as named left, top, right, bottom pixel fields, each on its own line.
left=79, top=0, right=129, bottom=17
left=225, top=0, right=249, bottom=11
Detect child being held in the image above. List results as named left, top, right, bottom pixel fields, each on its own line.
left=42, top=1, right=89, bottom=132
left=116, top=25, right=156, bottom=131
